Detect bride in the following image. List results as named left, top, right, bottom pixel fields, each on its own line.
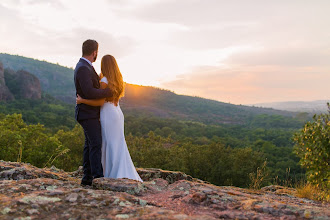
left=76, top=55, right=143, bottom=182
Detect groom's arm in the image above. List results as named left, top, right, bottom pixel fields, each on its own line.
left=77, top=66, right=112, bottom=99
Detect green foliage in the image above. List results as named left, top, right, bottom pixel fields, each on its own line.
left=0, top=95, right=75, bottom=131
left=249, top=114, right=304, bottom=129
left=0, top=110, right=308, bottom=188
left=251, top=139, right=303, bottom=184
left=0, top=114, right=267, bottom=187
left=127, top=132, right=264, bottom=187
left=294, top=103, right=330, bottom=188
left=124, top=116, right=304, bottom=184
left=0, top=93, right=307, bottom=186
left=53, top=125, right=85, bottom=171
left=0, top=99, right=307, bottom=186
left=0, top=114, right=68, bottom=167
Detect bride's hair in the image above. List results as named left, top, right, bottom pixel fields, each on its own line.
left=101, top=55, right=125, bottom=104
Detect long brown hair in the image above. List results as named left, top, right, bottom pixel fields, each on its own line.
left=101, top=55, right=125, bottom=104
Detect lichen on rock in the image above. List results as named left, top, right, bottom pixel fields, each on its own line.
left=0, top=161, right=329, bottom=219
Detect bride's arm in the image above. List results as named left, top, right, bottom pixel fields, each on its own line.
left=76, top=95, right=105, bottom=106
left=76, top=82, right=109, bottom=106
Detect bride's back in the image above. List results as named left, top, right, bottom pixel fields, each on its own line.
left=100, top=55, right=125, bottom=105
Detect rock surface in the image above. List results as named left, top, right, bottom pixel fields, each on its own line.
left=0, top=62, right=14, bottom=101
left=0, top=161, right=329, bottom=219
left=4, top=70, right=42, bottom=99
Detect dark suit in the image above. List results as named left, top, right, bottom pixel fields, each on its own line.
left=74, top=58, right=112, bottom=183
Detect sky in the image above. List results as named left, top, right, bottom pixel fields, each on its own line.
left=0, top=0, right=329, bottom=105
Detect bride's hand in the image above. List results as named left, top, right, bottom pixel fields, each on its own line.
left=76, top=94, right=83, bottom=104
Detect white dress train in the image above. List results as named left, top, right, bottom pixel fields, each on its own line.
left=100, top=77, right=143, bottom=182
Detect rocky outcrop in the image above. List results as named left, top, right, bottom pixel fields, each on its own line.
left=0, top=160, right=329, bottom=219
left=71, top=166, right=200, bottom=184
left=18, top=70, right=41, bottom=99
left=5, top=70, right=41, bottom=99
left=0, top=61, right=42, bottom=100
left=0, top=62, right=14, bottom=101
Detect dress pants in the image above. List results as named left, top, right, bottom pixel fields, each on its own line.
left=78, top=118, right=104, bottom=183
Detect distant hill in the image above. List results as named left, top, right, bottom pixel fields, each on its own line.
left=252, top=100, right=329, bottom=114
left=0, top=53, right=74, bottom=102
left=0, top=53, right=304, bottom=125
left=120, top=84, right=300, bottom=125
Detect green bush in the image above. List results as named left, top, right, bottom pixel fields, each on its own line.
left=0, top=114, right=68, bottom=168
left=294, top=103, right=330, bottom=188
left=53, top=124, right=84, bottom=171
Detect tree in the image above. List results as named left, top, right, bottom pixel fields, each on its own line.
left=294, top=103, right=330, bottom=188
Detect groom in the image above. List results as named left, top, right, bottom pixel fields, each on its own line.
left=74, top=39, right=113, bottom=186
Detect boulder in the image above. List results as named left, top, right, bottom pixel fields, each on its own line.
left=5, top=70, right=42, bottom=99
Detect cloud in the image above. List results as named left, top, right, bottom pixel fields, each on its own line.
left=0, top=2, right=136, bottom=67
left=226, top=46, right=330, bottom=67
left=26, top=0, right=65, bottom=9
left=134, top=0, right=330, bottom=55
left=168, top=24, right=258, bottom=50
left=132, top=0, right=330, bottom=27
left=132, top=0, right=273, bottom=27
left=162, top=68, right=330, bottom=105
left=1, top=0, right=329, bottom=104
left=161, top=45, right=330, bottom=104
left=54, top=28, right=136, bottom=58
left=151, top=1, right=330, bottom=104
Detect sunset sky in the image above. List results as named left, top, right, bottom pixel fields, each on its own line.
left=0, top=0, right=329, bottom=104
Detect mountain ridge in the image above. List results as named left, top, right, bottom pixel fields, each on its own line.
left=0, top=53, right=306, bottom=126
left=252, top=100, right=329, bottom=113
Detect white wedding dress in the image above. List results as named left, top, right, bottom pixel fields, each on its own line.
left=100, top=77, right=143, bottom=182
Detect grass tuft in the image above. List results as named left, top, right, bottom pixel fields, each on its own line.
left=296, top=182, right=329, bottom=202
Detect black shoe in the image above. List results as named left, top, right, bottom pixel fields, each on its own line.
left=93, top=175, right=104, bottom=179
left=81, top=180, right=92, bottom=186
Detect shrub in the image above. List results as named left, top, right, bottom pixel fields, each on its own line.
left=293, top=103, right=330, bottom=188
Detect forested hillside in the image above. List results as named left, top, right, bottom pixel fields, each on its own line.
left=0, top=53, right=313, bottom=188
left=0, top=53, right=305, bottom=126
left=0, top=53, right=74, bottom=102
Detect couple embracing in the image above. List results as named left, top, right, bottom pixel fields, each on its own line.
left=74, top=39, right=142, bottom=186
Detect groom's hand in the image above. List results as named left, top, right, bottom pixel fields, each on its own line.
left=76, top=94, right=83, bottom=104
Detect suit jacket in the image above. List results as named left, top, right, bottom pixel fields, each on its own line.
left=74, top=58, right=112, bottom=121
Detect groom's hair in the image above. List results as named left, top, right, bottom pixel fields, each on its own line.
left=82, top=39, right=98, bottom=56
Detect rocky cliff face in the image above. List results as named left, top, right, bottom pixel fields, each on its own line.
left=0, top=62, right=14, bottom=101
left=14, top=70, right=41, bottom=99
left=0, top=61, right=42, bottom=101
left=0, top=161, right=329, bottom=219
